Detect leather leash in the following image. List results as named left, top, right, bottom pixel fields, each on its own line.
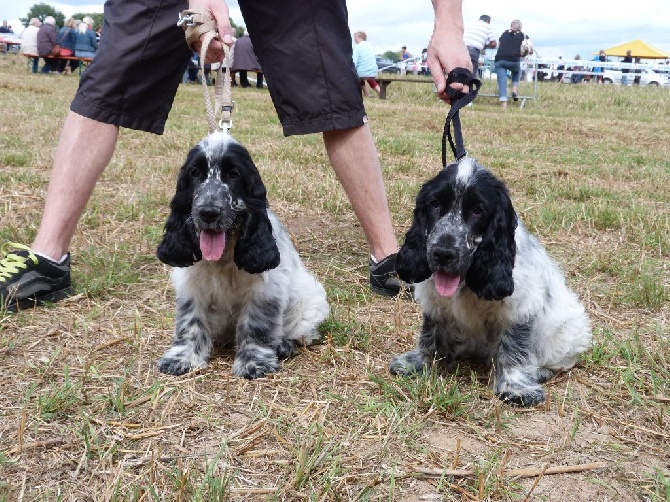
left=441, top=68, right=481, bottom=165
left=178, top=9, right=233, bottom=133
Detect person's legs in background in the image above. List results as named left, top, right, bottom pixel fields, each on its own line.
left=510, top=61, right=521, bottom=101
left=360, top=79, right=369, bottom=97
left=40, top=57, right=52, bottom=73
left=495, top=61, right=509, bottom=107
left=31, top=56, right=39, bottom=73
left=256, top=71, right=264, bottom=88
left=239, top=70, right=250, bottom=87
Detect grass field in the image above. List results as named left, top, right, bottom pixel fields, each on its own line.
left=0, top=54, right=668, bottom=501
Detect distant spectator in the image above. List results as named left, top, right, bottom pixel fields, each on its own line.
left=37, top=16, right=59, bottom=74
left=57, top=18, right=78, bottom=74
left=633, top=57, right=642, bottom=85
left=0, top=19, right=12, bottom=54
left=494, top=19, right=527, bottom=107
left=419, top=47, right=430, bottom=75
left=184, top=51, right=200, bottom=83
left=75, top=16, right=98, bottom=59
left=570, top=54, right=586, bottom=83
left=231, top=31, right=263, bottom=88
left=463, top=14, right=497, bottom=77
left=20, top=18, right=41, bottom=73
left=352, top=31, right=380, bottom=97
left=0, top=20, right=13, bottom=33
left=399, top=45, right=411, bottom=75
left=556, top=56, right=565, bottom=82
left=592, top=50, right=607, bottom=83
left=621, top=50, right=633, bottom=85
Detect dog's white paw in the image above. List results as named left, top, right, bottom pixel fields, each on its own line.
left=389, top=350, right=428, bottom=377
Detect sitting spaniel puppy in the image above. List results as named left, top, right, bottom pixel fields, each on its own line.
left=389, top=158, right=591, bottom=406
left=156, top=132, right=329, bottom=379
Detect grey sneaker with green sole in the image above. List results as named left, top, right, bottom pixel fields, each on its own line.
left=0, top=243, right=72, bottom=312
left=369, top=253, right=414, bottom=298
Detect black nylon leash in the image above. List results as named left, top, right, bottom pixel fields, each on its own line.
left=441, top=68, right=482, bottom=166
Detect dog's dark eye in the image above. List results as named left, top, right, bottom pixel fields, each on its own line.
left=227, top=169, right=240, bottom=180
left=190, top=166, right=202, bottom=179
left=471, top=204, right=485, bottom=217
left=429, top=199, right=441, bottom=212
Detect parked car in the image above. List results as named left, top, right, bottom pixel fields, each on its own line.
left=376, top=57, right=400, bottom=74
left=602, top=67, right=667, bottom=86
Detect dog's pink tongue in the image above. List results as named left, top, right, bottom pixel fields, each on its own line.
left=434, top=271, right=461, bottom=297
left=200, top=230, right=226, bottom=261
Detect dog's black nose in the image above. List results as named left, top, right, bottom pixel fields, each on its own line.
left=197, top=206, right=222, bottom=223
left=431, top=246, right=458, bottom=263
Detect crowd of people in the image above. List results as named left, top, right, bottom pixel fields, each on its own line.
left=17, top=15, right=100, bottom=75
left=183, top=29, right=263, bottom=88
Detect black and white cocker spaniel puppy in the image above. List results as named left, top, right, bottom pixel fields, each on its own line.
left=156, top=132, right=329, bottom=379
left=389, top=157, right=591, bottom=406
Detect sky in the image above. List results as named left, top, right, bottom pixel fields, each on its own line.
left=3, top=1, right=669, bottom=61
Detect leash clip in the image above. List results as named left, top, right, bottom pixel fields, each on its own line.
left=177, top=13, right=194, bottom=27
left=218, top=102, right=234, bottom=132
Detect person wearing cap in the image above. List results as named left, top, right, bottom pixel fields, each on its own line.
left=462, top=14, right=496, bottom=77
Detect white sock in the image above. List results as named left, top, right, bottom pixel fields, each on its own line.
left=34, top=251, right=68, bottom=264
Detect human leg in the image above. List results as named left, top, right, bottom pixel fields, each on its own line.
left=240, top=0, right=405, bottom=295
left=495, top=61, right=509, bottom=104
left=510, top=61, right=521, bottom=101
left=256, top=72, right=264, bottom=88
left=1, top=0, right=192, bottom=310
left=239, top=70, right=250, bottom=87
left=40, top=58, right=52, bottom=73
left=368, top=78, right=381, bottom=96
left=32, top=112, right=119, bottom=260
left=322, top=125, right=398, bottom=262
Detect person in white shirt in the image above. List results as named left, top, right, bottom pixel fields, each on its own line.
left=20, top=18, right=41, bottom=73
left=462, top=14, right=496, bottom=77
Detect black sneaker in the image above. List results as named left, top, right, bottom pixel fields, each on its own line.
left=0, top=243, right=72, bottom=312
left=369, top=254, right=413, bottom=298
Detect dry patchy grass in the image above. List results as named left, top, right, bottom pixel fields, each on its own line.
left=0, top=55, right=668, bottom=501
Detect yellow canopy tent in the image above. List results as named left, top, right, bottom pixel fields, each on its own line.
left=600, top=39, right=669, bottom=59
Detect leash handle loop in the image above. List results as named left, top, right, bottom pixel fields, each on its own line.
left=178, top=9, right=234, bottom=134
left=442, top=68, right=481, bottom=166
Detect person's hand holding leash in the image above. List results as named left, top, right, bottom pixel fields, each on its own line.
left=188, top=0, right=234, bottom=64
left=429, top=0, right=472, bottom=103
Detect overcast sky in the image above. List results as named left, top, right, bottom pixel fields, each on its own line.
left=3, top=1, right=669, bottom=61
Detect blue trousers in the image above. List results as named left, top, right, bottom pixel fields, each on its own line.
left=495, top=60, right=520, bottom=102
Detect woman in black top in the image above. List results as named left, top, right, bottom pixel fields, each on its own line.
left=494, top=19, right=527, bottom=108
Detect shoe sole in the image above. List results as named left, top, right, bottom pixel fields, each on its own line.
left=371, top=284, right=400, bottom=297
left=370, top=284, right=415, bottom=300
left=4, top=287, right=73, bottom=312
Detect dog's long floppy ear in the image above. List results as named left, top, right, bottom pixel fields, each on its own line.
left=233, top=154, right=280, bottom=274
left=465, top=174, right=517, bottom=300
left=396, top=202, right=433, bottom=284
left=157, top=152, right=202, bottom=267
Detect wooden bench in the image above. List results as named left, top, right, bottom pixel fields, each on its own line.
left=22, top=53, right=93, bottom=76
left=376, top=75, right=535, bottom=108
left=376, top=76, right=434, bottom=99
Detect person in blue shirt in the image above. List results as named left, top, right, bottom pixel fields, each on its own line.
left=75, top=16, right=98, bottom=59
left=352, top=31, right=381, bottom=97
left=57, top=17, right=78, bottom=74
